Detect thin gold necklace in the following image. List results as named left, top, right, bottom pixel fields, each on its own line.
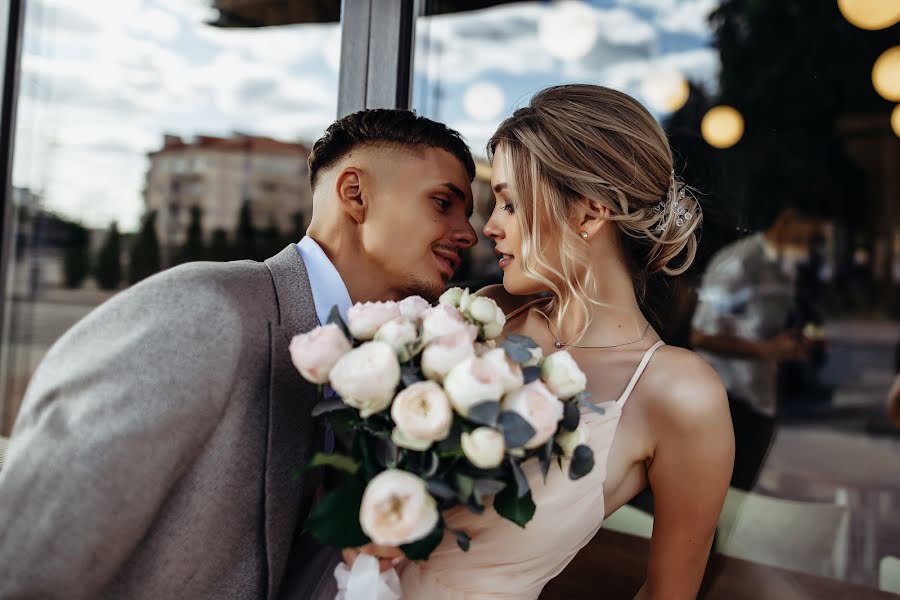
left=540, top=311, right=652, bottom=349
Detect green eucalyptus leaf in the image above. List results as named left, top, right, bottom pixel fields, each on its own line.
left=304, top=476, right=369, bottom=548
left=426, top=479, right=457, bottom=501
left=375, top=437, right=400, bottom=469
left=468, top=401, right=501, bottom=428
left=455, top=473, right=475, bottom=503
left=539, top=439, right=553, bottom=484
left=293, top=453, right=356, bottom=480
left=312, top=398, right=349, bottom=417
left=466, top=497, right=486, bottom=515
left=452, top=529, right=471, bottom=552
left=509, top=457, right=530, bottom=498
left=494, top=484, right=535, bottom=528
left=568, top=444, right=595, bottom=480
left=576, top=396, right=606, bottom=416
left=505, top=334, right=539, bottom=349
left=326, top=305, right=352, bottom=340
left=502, top=340, right=533, bottom=364
left=498, top=411, right=536, bottom=449
left=401, top=365, right=424, bottom=388
left=474, top=478, right=507, bottom=498
left=522, top=366, right=541, bottom=384
left=400, top=519, right=444, bottom=561
left=561, top=401, right=580, bottom=431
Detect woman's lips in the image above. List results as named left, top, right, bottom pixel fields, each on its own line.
left=498, top=253, right=514, bottom=269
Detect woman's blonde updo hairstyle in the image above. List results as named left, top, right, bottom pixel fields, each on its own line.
left=487, top=84, right=701, bottom=341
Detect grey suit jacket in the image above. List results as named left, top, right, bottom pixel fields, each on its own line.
left=0, top=245, right=329, bottom=599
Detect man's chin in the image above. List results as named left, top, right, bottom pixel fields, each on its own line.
left=400, top=274, right=445, bottom=303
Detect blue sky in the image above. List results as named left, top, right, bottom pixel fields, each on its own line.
left=13, top=0, right=719, bottom=231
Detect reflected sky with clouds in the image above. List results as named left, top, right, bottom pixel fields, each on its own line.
left=14, top=0, right=719, bottom=230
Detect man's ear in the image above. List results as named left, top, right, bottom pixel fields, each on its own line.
left=576, top=198, right=611, bottom=240
left=335, top=167, right=367, bottom=224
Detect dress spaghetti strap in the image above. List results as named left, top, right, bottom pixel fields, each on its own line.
left=615, top=340, right=665, bottom=407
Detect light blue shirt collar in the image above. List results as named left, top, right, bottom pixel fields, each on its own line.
left=296, top=236, right=352, bottom=326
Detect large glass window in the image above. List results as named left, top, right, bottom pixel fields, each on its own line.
left=414, top=0, right=900, bottom=592
left=2, top=0, right=341, bottom=433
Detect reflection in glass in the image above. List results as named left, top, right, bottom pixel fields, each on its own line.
left=2, top=1, right=340, bottom=432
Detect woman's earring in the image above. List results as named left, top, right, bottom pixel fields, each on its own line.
left=580, top=231, right=589, bottom=239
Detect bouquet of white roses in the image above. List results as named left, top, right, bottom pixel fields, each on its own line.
left=289, top=288, right=600, bottom=566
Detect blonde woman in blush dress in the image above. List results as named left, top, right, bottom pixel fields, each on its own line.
left=348, top=84, right=735, bottom=599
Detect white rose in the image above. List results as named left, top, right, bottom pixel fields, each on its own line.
left=522, top=346, right=543, bottom=368
left=502, top=381, right=564, bottom=449
left=329, top=341, right=400, bottom=417
left=458, top=288, right=473, bottom=313
left=556, top=425, right=587, bottom=458
left=467, top=296, right=498, bottom=323
left=420, top=330, right=475, bottom=382
left=443, top=356, right=505, bottom=417
left=399, top=295, right=431, bottom=322
left=482, top=306, right=507, bottom=340
left=359, top=469, right=439, bottom=546
left=288, top=324, right=352, bottom=384
left=347, top=301, right=401, bottom=340
left=390, top=381, right=453, bottom=450
left=421, top=304, right=477, bottom=344
left=374, top=317, right=419, bottom=362
left=438, top=287, right=464, bottom=308
left=461, top=427, right=506, bottom=469
left=541, top=350, right=587, bottom=399
left=482, top=348, right=524, bottom=394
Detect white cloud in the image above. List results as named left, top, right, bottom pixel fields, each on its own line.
left=13, top=0, right=719, bottom=230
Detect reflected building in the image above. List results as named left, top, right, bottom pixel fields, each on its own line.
left=143, top=133, right=311, bottom=263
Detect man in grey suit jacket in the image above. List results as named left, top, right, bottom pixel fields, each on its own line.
left=0, top=109, right=477, bottom=599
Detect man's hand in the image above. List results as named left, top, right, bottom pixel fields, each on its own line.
left=342, top=543, right=407, bottom=573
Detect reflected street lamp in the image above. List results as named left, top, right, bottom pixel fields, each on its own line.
left=873, top=46, right=900, bottom=102
left=463, top=82, right=505, bottom=121
left=701, top=105, right=745, bottom=149
left=838, top=0, right=900, bottom=31
left=538, top=1, right=599, bottom=62
left=640, top=69, right=690, bottom=114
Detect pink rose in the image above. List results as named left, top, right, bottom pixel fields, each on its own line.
left=329, top=341, right=400, bottom=417
left=502, top=381, right=564, bottom=449
left=289, top=324, right=352, bottom=384
left=390, top=381, right=453, bottom=450
left=421, top=304, right=477, bottom=344
left=481, top=348, right=524, bottom=394
left=359, top=469, right=439, bottom=546
left=420, top=330, right=475, bottom=383
left=398, top=295, right=431, bottom=322
left=443, top=356, right=505, bottom=417
left=347, top=301, right=401, bottom=340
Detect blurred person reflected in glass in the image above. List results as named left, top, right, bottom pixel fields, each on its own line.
left=690, top=206, right=810, bottom=490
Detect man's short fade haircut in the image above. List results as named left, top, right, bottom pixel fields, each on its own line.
left=307, top=109, right=476, bottom=189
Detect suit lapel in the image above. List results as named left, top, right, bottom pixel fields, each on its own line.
left=264, top=245, right=321, bottom=599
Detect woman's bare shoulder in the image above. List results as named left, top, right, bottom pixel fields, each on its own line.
left=639, top=345, right=730, bottom=431
left=474, top=284, right=543, bottom=316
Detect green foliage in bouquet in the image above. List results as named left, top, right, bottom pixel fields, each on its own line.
left=291, top=290, right=596, bottom=560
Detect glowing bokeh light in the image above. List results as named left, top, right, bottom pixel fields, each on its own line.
left=701, top=105, right=745, bottom=149
left=873, top=46, right=900, bottom=102
left=640, top=69, right=690, bottom=113
left=838, top=0, right=900, bottom=30
left=463, top=82, right=506, bottom=121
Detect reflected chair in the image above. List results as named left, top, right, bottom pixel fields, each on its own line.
left=715, top=487, right=849, bottom=579
left=601, top=504, right=654, bottom=539
left=880, top=555, right=900, bottom=594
